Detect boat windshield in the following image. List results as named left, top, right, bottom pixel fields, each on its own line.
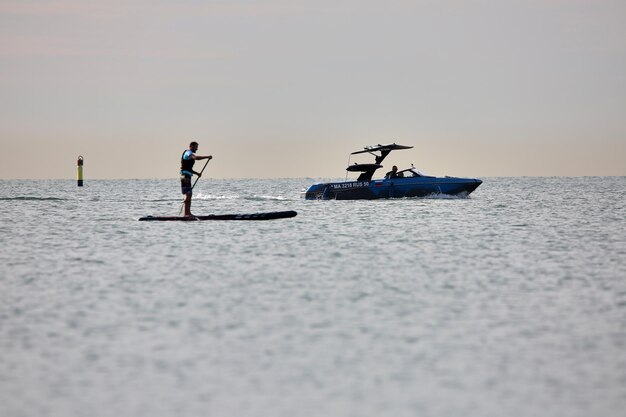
left=397, top=167, right=428, bottom=177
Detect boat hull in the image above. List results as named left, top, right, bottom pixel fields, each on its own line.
left=304, top=177, right=482, bottom=200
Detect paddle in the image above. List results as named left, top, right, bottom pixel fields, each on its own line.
left=178, top=158, right=211, bottom=216
left=190, top=158, right=211, bottom=191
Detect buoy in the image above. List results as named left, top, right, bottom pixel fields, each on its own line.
left=77, top=156, right=84, bottom=186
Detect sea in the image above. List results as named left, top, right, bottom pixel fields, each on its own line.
left=1, top=177, right=625, bottom=417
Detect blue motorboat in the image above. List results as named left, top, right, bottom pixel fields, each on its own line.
left=303, top=143, right=482, bottom=200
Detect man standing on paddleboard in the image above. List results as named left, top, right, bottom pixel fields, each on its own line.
left=181, top=141, right=212, bottom=217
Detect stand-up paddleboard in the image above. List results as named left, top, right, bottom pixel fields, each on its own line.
left=139, top=210, right=297, bottom=221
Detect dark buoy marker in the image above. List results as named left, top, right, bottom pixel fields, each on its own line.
left=77, top=155, right=84, bottom=186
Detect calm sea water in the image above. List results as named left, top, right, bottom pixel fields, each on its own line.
left=1, top=177, right=625, bottom=417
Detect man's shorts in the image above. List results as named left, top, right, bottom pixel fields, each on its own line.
left=181, top=175, right=192, bottom=194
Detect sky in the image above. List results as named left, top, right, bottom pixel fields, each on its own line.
left=1, top=0, right=625, bottom=179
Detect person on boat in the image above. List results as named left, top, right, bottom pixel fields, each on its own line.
left=385, top=165, right=399, bottom=179
left=181, top=141, right=212, bottom=217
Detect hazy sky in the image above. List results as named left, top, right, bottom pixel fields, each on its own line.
left=1, top=0, right=625, bottom=179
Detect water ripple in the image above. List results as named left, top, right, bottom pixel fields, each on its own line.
left=1, top=177, right=625, bottom=417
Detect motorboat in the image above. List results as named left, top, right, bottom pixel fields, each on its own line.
left=303, top=143, right=482, bottom=200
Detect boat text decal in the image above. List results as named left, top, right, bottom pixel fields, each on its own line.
left=331, top=181, right=368, bottom=189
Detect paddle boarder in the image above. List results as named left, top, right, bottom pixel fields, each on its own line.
left=181, top=141, right=212, bottom=217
